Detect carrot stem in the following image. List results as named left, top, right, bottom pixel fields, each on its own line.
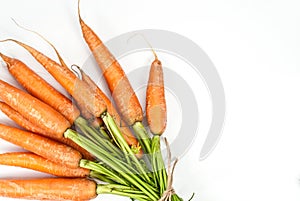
left=74, top=117, right=123, bottom=159
left=152, top=136, right=168, bottom=195
left=132, top=122, right=152, bottom=154
left=89, top=171, right=116, bottom=184
left=80, top=159, right=128, bottom=186
left=102, top=113, right=152, bottom=184
left=64, top=129, right=159, bottom=200
left=96, top=184, right=151, bottom=201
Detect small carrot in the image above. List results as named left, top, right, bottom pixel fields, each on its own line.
left=0, top=152, right=90, bottom=177
left=146, top=53, right=167, bottom=135
left=0, top=101, right=94, bottom=160
left=0, top=124, right=82, bottom=169
left=78, top=2, right=143, bottom=126
left=0, top=178, right=97, bottom=201
left=0, top=53, right=80, bottom=124
left=0, top=80, right=70, bottom=139
left=80, top=69, right=142, bottom=158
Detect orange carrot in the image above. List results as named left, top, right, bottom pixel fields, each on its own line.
left=0, top=152, right=90, bottom=177
left=81, top=69, right=142, bottom=157
left=146, top=55, right=167, bottom=135
left=0, top=101, right=94, bottom=160
left=0, top=40, right=107, bottom=117
left=78, top=3, right=143, bottom=126
left=0, top=178, right=97, bottom=201
left=0, top=80, right=70, bottom=139
left=0, top=124, right=82, bottom=168
left=0, top=53, right=80, bottom=124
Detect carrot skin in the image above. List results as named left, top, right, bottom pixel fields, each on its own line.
left=0, top=101, right=47, bottom=135
left=0, top=101, right=94, bottom=160
left=79, top=16, right=143, bottom=126
left=0, top=124, right=82, bottom=168
left=0, top=178, right=97, bottom=201
left=0, top=80, right=71, bottom=139
left=73, top=78, right=107, bottom=117
left=0, top=53, right=80, bottom=124
left=0, top=152, right=90, bottom=177
left=146, top=59, right=167, bottom=135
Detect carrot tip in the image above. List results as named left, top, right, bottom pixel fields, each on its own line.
left=0, top=53, right=12, bottom=68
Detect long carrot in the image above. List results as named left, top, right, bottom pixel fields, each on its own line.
left=0, top=53, right=80, bottom=124
left=78, top=2, right=143, bottom=126
left=0, top=178, right=153, bottom=201
left=0, top=80, right=70, bottom=139
left=0, top=178, right=97, bottom=201
left=0, top=152, right=90, bottom=177
left=146, top=54, right=167, bottom=135
left=0, top=124, right=82, bottom=169
left=0, top=101, right=94, bottom=160
left=77, top=2, right=153, bottom=157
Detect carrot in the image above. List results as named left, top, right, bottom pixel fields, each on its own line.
left=80, top=69, right=142, bottom=158
left=0, top=178, right=97, bottom=201
left=0, top=79, right=70, bottom=139
left=0, top=101, right=94, bottom=160
left=0, top=152, right=90, bottom=177
left=78, top=2, right=143, bottom=126
left=0, top=39, right=107, bottom=117
left=146, top=54, right=167, bottom=135
left=0, top=124, right=82, bottom=168
left=77, top=3, right=154, bottom=157
left=0, top=53, right=80, bottom=124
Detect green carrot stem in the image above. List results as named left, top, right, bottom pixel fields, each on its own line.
left=151, top=137, right=160, bottom=188
left=99, top=128, right=126, bottom=157
left=79, top=132, right=158, bottom=194
left=64, top=129, right=159, bottom=200
left=76, top=117, right=108, bottom=139
left=97, top=184, right=151, bottom=201
left=89, top=170, right=116, bottom=184
left=80, top=159, right=128, bottom=185
left=75, top=117, right=123, bottom=158
left=132, top=121, right=152, bottom=154
left=102, top=113, right=152, bottom=184
left=152, top=135, right=168, bottom=196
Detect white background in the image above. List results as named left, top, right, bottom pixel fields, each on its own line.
left=0, top=0, right=300, bottom=201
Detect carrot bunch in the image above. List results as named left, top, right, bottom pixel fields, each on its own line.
left=0, top=1, right=186, bottom=201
